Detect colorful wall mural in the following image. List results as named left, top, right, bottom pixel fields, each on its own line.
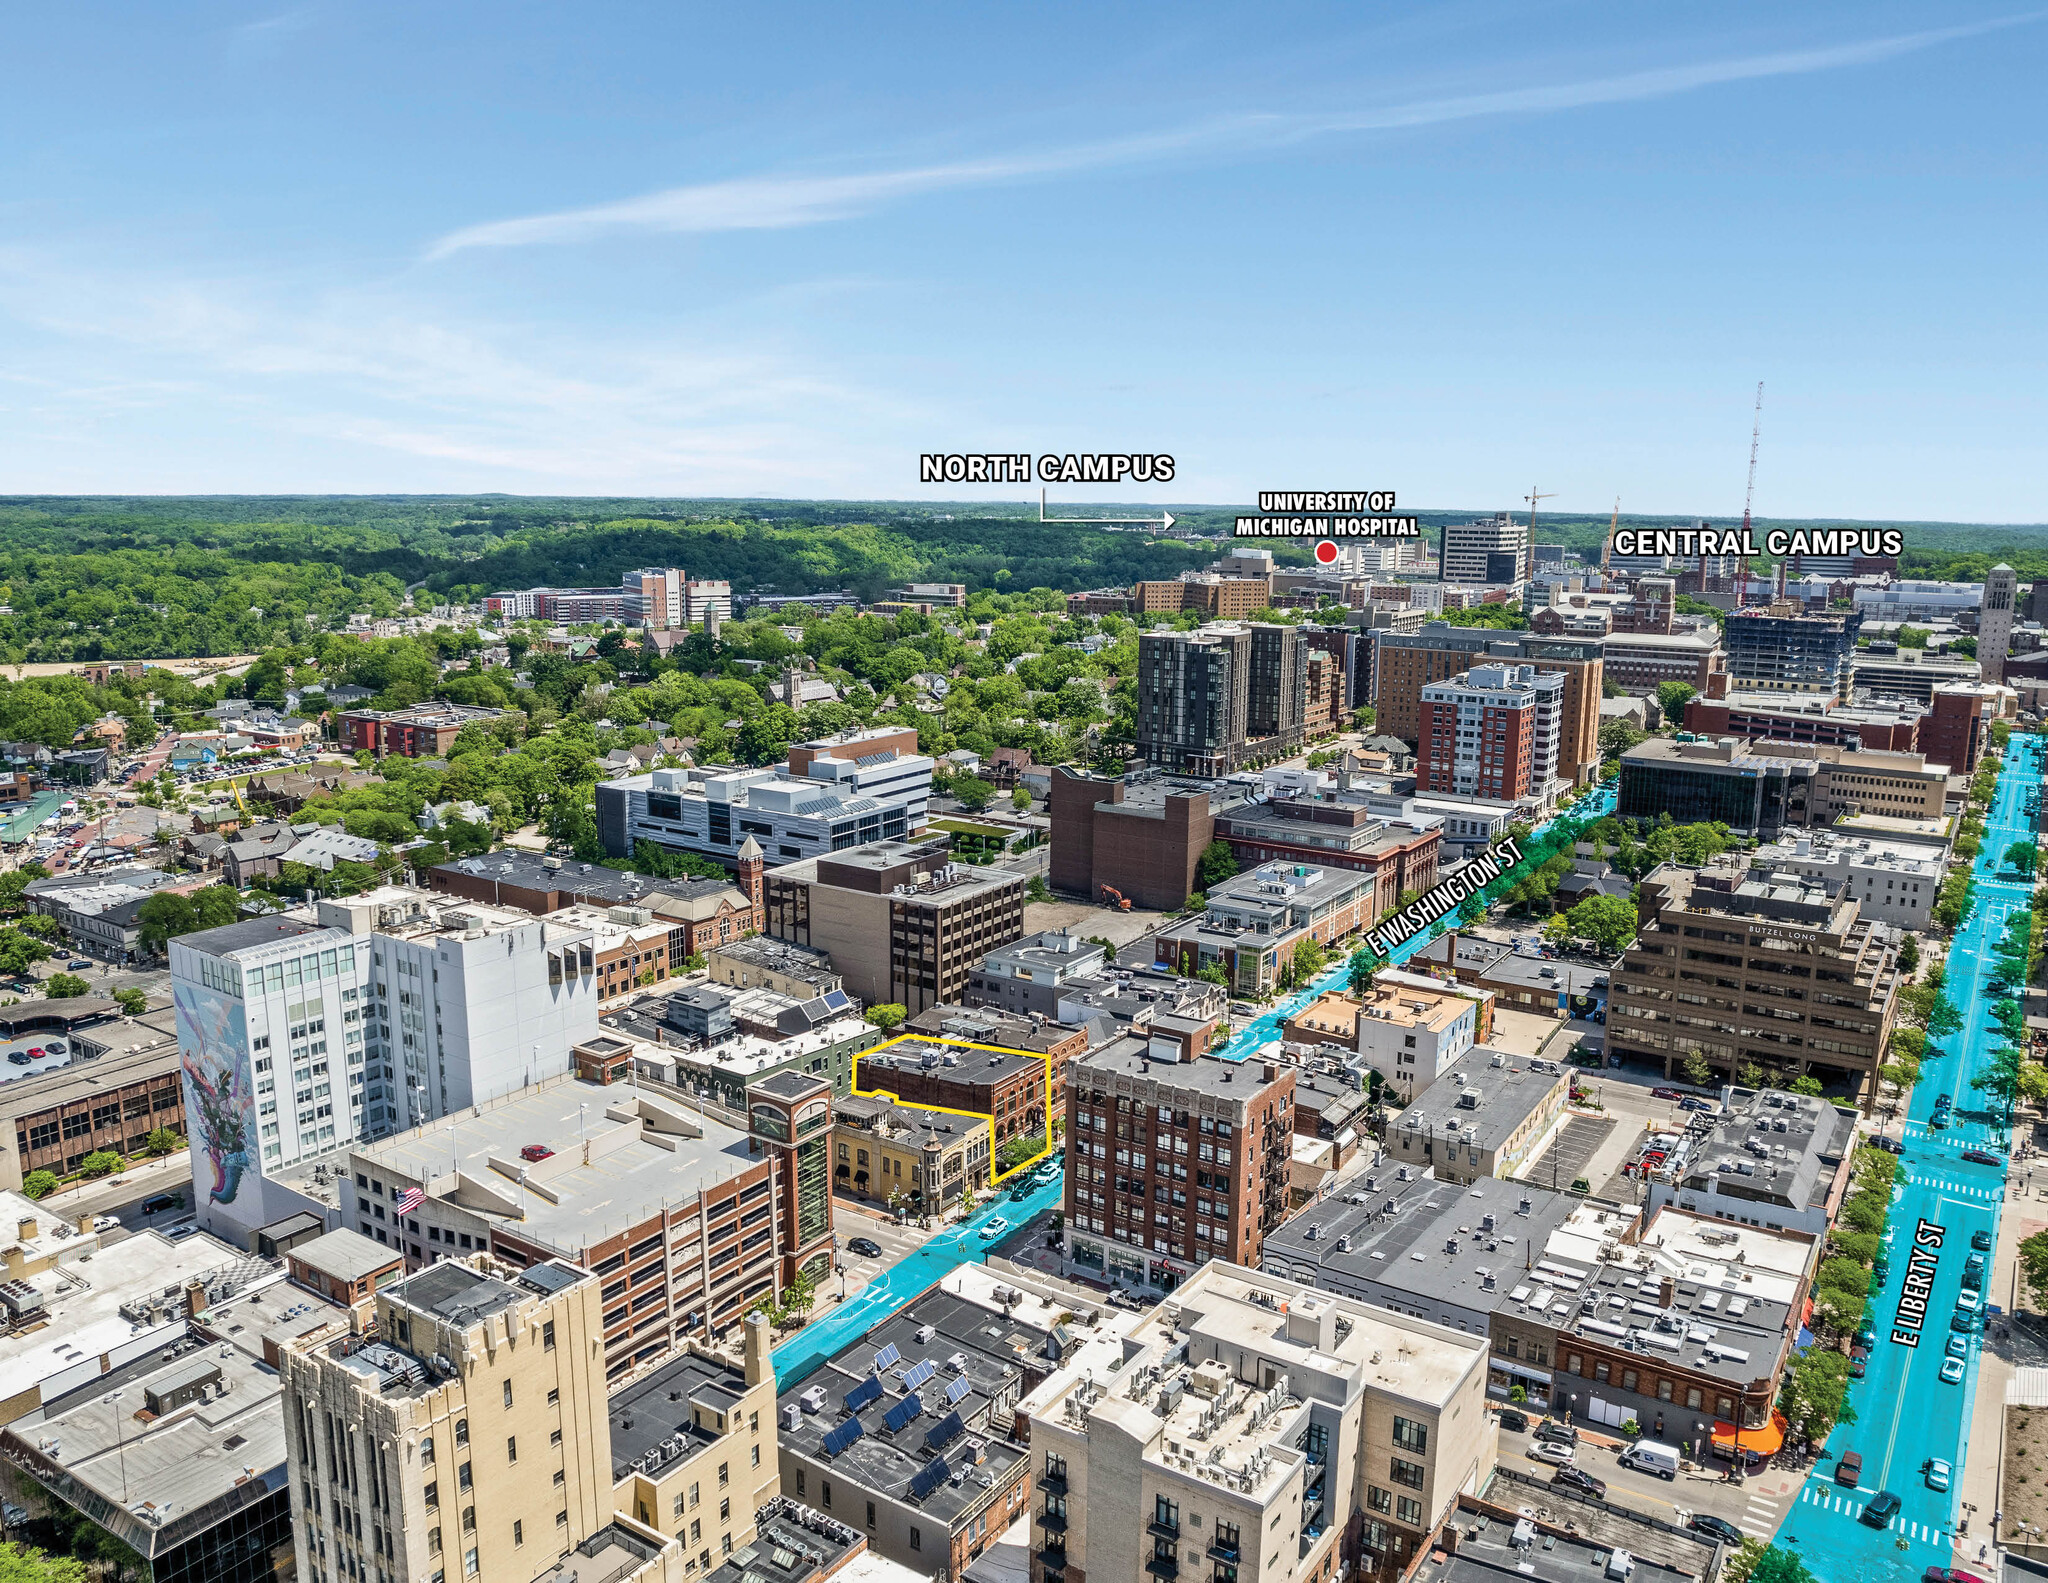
left=174, top=979, right=254, bottom=1206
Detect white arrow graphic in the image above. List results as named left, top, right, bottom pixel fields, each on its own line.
left=1038, top=489, right=1175, bottom=531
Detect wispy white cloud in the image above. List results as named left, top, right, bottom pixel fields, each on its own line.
left=426, top=15, right=2038, bottom=258
left=0, top=248, right=929, bottom=493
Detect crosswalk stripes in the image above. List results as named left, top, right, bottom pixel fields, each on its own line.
left=1795, top=1486, right=1948, bottom=1545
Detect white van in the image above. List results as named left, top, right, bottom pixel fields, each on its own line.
left=1622, top=1441, right=1681, bottom=1481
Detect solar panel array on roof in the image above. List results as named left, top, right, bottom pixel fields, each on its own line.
left=900, top=1358, right=937, bottom=1391
left=821, top=1418, right=867, bottom=1458
left=910, top=1455, right=950, bottom=1500
left=924, top=1410, right=965, bottom=1452
left=843, top=1373, right=883, bottom=1413
left=822, top=990, right=850, bottom=1011
left=944, top=1374, right=972, bottom=1405
left=872, top=1342, right=902, bottom=1372
left=883, top=1392, right=924, bottom=1433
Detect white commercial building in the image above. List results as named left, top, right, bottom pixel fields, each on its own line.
left=596, top=726, right=933, bottom=866
left=1439, top=514, right=1530, bottom=586
left=1744, top=833, right=1943, bottom=930
left=1352, top=979, right=1480, bottom=1103
left=171, top=891, right=600, bottom=1246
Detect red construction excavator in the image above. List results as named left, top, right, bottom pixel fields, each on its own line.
left=1099, top=885, right=1132, bottom=912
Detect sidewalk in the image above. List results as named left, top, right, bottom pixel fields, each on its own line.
left=38, top=1149, right=190, bottom=1208
left=1956, top=1174, right=2048, bottom=1572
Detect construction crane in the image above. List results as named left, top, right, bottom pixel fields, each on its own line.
left=1524, top=487, right=1557, bottom=580
left=1738, top=381, right=1764, bottom=608
left=1602, top=498, right=1619, bottom=577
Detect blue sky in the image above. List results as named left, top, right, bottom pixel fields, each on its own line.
left=1, top=2, right=2043, bottom=518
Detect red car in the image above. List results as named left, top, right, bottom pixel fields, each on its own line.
left=1652, top=1087, right=1685, bottom=1100
left=520, top=1145, right=555, bottom=1162
left=26, top=1047, right=46, bottom=1059
left=1925, top=1569, right=1991, bottom=1583
left=1960, top=1150, right=2004, bottom=1167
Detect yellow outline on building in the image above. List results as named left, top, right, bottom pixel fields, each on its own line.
left=852, top=1032, right=1057, bottom=1188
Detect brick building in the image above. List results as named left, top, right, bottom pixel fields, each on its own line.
left=1, top=1004, right=184, bottom=1189
left=336, top=702, right=505, bottom=757
left=1047, top=766, right=1228, bottom=911
left=1417, top=663, right=1563, bottom=801
left=1370, top=627, right=1604, bottom=785
left=858, top=1034, right=1053, bottom=1147
left=1062, top=1039, right=1297, bottom=1292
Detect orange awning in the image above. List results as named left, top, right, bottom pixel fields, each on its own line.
left=1711, top=1411, right=1787, bottom=1457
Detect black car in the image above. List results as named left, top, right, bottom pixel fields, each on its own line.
left=1688, top=1515, right=1746, bottom=1547
left=139, top=1193, right=182, bottom=1216
left=1973, top=1230, right=1995, bottom=1251
left=1860, top=1491, right=1901, bottom=1528
left=1534, top=1420, right=1578, bottom=1446
left=845, top=1237, right=884, bottom=1258
left=1871, top=1137, right=1905, bottom=1155
left=1498, top=1409, right=1529, bottom=1433
left=1551, top=1467, right=1606, bottom=1498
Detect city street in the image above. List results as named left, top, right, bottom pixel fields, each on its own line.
left=1769, top=732, right=2043, bottom=1581
left=1496, top=1418, right=1802, bottom=1543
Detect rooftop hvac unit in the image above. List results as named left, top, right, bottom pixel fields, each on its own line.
left=915, top=1325, right=936, bottom=1344
left=799, top=1387, right=828, bottom=1415
left=782, top=1405, right=802, bottom=1432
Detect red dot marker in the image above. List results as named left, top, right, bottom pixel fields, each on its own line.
left=1314, top=540, right=1339, bottom=565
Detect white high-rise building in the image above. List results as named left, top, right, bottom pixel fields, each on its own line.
left=325, top=888, right=601, bottom=1125
left=1440, top=513, right=1530, bottom=585
left=172, top=892, right=601, bottom=1245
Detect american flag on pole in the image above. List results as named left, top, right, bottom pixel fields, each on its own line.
left=393, top=1186, right=425, bottom=1215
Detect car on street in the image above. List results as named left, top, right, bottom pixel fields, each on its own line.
left=1973, top=1230, right=1995, bottom=1251
left=1855, top=1319, right=1877, bottom=1348
left=1550, top=1467, right=1605, bottom=1497
left=978, top=1216, right=1009, bottom=1240
left=1688, top=1515, right=1745, bottom=1547
left=1533, top=1419, right=1578, bottom=1446
left=1948, top=1334, right=1970, bottom=1358
left=1957, top=1287, right=1984, bottom=1315
left=1497, top=1409, right=1529, bottom=1433
left=1851, top=1347, right=1868, bottom=1379
left=1870, top=1136, right=1904, bottom=1154
left=1009, top=1186, right=1032, bottom=1201
left=1528, top=1440, right=1574, bottom=1466
left=1836, top=1451, right=1864, bottom=1487
left=166, top=1223, right=199, bottom=1241
left=1678, top=1096, right=1715, bottom=1111
left=1936, top=1093, right=1954, bottom=1110
left=845, top=1237, right=883, bottom=1258
left=1961, top=1149, right=2004, bottom=1166
left=1859, top=1491, right=1901, bottom=1528
left=1651, top=1087, right=1684, bottom=1100
left=1924, top=1459, right=1953, bottom=1492
left=1925, top=1570, right=1991, bottom=1583
left=1928, top=1112, right=1949, bottom=1130
left=90, top=1214, right=119, bottom=1231
left=1952, top=1307, right=1979, bottom=1332
left=66, top=959, right=92, bottom=970
left=139, top=1193, right=181, bottom=1215
left=1940, top=1357, right=1966, bottom=1384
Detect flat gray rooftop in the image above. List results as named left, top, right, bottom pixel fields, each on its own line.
left=1395, top=1049, right=1568, bottom=1156
left=1263, top=1173, right=1580, bottom=1321
left=352, top=1080, right=759, bottom=1255
left=176, top=916, right=328, bottom=957
left=1072, top=1037, right=1280, bottom=1099
left=607, top=1349, right=750, bottom=1481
